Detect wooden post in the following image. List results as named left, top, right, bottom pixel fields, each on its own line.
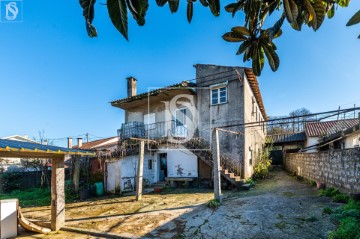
left=136, top=140, right=145, bottom=201
left=51, top=156, right=65, bottom=231
left=212, top=128, right=222, bottom=202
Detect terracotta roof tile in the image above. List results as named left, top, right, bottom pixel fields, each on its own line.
left=305, top=119, right=359, bottom=137
left=73, top=137, right=118, bottom=150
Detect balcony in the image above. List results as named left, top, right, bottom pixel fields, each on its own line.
left=118, top=121, right=189, bottom=140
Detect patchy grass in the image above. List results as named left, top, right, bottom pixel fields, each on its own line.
left=332, top=194, right=350, bottom=204
left=319, top=187, right=349, bottom=203
left=305, top=215, right=318, bottom=222
left=319, top=187, right=340, bottom=197
left=328, top=200, right=360, bottom=239
left=207, top=199, right=221, bottom=210
left=0, top=188, right=51, bottom=207
left=323, top=207, right=333, bottom=215
left=283, top=191, right=295, bottom=197
left=0, top=185, right=80, bottom=207
left=275, top=222, right=286, bottom=229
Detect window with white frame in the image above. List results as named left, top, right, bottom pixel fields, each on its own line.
left=211, top=87, right=227, bottom=105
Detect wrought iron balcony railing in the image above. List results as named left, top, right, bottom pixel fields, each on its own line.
left=118, top=120, right=188, bottom=140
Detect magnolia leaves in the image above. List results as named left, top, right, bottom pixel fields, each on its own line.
left=347, top=10, right=360, bottom=39
left=80, top=0, right=97, bottom=37
left=283, top=0, right=326, bottom=31
left=156, top=0, right=220, bottom=23
left=223, top=15, right=284, bottom=76
left=79, top=0, right=221, bottom=39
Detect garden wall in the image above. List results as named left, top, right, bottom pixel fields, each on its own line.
left=284, top=148, right=360, bottom=193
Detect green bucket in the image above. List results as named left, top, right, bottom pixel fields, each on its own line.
left=94, top=182, right=104, bottom=196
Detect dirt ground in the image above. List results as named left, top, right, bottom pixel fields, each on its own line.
left=17, top=167, right=340, bottom=239
left=146, top=167, right=340, bottom=239
left=19, top=188, right=214, bottom=238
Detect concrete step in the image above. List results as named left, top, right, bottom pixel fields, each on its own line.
left=224, top=173, right=235, bottom=178
left=221, top=169, right=229, bottom=174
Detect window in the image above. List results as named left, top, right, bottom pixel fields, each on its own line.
left=174, top=108, right=187, bottom=137
left=211, top=87, right=227, bottom=105
left=249, top=147, right=253, bottom=165
left=148, top=159, right=153, bottom=170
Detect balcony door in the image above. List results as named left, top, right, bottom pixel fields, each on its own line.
left=174, top=108, right=187, bottom=137
left=144, top=113, right=156, bottom=138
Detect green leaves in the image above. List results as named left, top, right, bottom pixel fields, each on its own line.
left=126, top=0, right=149, bottom=26
left=169, top=0, right=180, bottom=13
left=313, top=0, right=326, bottom=30
left=222, top=12, right=283, bottom=76
left=347, top=10, right=360, bottom=26
left=283, top=0, right=298, bottom=24
left=187, top=0, right=194, bottom=23
left=79, top=0, right=97, bottom=37
left=107, top=0, right=128, bottom=40
left=346, top=10, right=360, bottom=40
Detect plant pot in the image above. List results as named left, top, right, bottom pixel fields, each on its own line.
left=316, top=181, right=325, bottom=190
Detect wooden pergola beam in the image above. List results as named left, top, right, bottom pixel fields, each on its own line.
left=0, top=151, right=66, bottom=231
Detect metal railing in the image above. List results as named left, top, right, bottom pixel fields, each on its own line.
left=118, top=120, right=189, bottom=140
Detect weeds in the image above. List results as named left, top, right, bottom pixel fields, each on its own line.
left=333, top=194, right=350, bottom=204
left=323, top=207, right=332, bottom=215
left=328, top=200, right=360, bottom=239
left=207, top=199, right=221, bottom=210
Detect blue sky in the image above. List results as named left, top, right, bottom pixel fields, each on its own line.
left=0, top=1, right=359, bottom=146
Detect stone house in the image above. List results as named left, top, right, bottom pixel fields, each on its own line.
left=108, top=64, right=267, bottom=192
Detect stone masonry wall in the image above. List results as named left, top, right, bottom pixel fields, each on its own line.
left=284, top=148, right=360, bottom=193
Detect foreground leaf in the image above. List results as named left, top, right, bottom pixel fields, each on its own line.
left=208, top=0, right=220, bottom=17
left=222, top=32, right=247, bottom=42
left=260, top=41, right=280, bottom=72
left=79, top=0, right=97, bottom=37
left=169, top=0, right=180, bottom=13
left=347, top=10, right=360, bottom=26
left=187, top=0, right=194, bottom=23
left=107, top=0, right=128, bottom=40
left=126, top=0, right=149, bottom=26
left=313, top=0, right=325, bottom=30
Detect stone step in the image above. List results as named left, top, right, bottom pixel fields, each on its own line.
left=225, top=172, right=235, bottom=178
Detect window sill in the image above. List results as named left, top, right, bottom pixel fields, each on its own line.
left=211, top=102, right=228, bottom=106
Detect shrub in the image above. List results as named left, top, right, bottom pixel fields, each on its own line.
left=328, top=217, right=360, bottom=239
left=246, top=178, right=255, bottom=185
left=310, top=181, right=317, bottom=187
left=1, top=172, right=22, bottom=192
left=207, top=199, right=221, bottom=210
left=253, top=148, right=272, bottom=180
left=328, top=200, right=360, bottom=239
left=320, top=187, right=341, bottom=197
left=333, top=194, right=350, bottom=204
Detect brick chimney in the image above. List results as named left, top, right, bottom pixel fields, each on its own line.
left=67, top=138, right=73, bottom=149
left=127, top=77, right=137, bottom=97
left=77, top=138, right=83, bottom=148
